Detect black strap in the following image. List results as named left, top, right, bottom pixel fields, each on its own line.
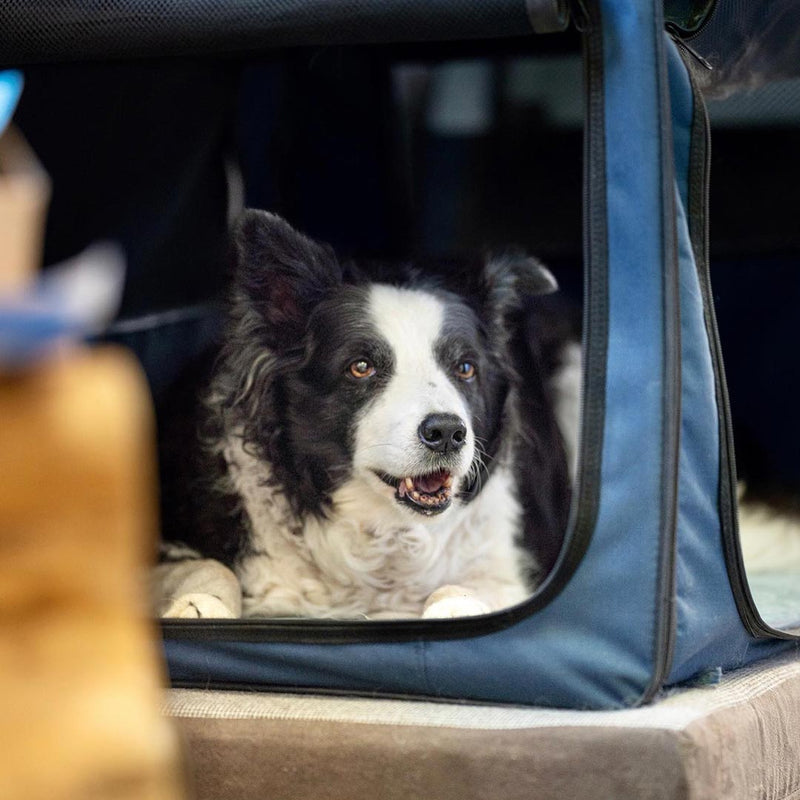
left=0, top=0, right=568, bottom=65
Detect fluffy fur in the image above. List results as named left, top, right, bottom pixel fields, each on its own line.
left=156, top=210, right=575, bottom=619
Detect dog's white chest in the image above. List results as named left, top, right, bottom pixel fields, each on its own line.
left=225, top=434, right=528, bottom=618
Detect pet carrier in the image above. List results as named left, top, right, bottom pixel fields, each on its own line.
left=2, top=0, right=798, bottom=709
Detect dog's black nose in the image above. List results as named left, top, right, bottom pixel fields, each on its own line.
left=418, top=414, right=467, bottom=453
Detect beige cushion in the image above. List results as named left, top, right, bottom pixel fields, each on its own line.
left=164, top=649, right=800, bottom=800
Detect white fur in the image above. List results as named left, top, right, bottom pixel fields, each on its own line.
left=422, top=585, right=492, bottom=618
left=231, top=440, right=529, bottom=619
left=154, top=557, right=241, bottom=618
left=162, top=593, right=237, bottom=619
left=738, top=495, right=800, bottom=573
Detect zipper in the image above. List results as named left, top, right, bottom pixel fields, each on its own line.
left=522, top=0, right=608, bottom=611
left=680, top=48, right=800, bottom=642
left=667, top=27, right=713, bottom=72
left=562, top=0, right=607, bottom=583
left=640, top=0, right=683, bottom=704
left=664, top=0, right=718, bottom=41
left=664, top=0, right=718, bottom=72
left=666, top=31, right=714, bottom=72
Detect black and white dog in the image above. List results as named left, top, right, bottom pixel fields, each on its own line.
left=154, top=210, right=578, bottom=620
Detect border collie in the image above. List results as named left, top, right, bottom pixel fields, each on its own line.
left=154, top=210, right=576, bottom=620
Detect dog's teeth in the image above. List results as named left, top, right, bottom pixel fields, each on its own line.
left=412, top=491, right=420, bottom=500
left=405, top=477, right=414, bottom=491
left=443, top=475, right=453, bottom=488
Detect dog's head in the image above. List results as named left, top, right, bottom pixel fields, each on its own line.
left=220, top=210, right=557, bottom=522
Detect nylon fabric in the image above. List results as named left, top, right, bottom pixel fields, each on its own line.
left=416, top=0, right=674, bottom=708
left=164, top=648, right=800, bottom=729
left=0, top=1, right=534, bottom=64
left=664, top=43, right=795, bottom=684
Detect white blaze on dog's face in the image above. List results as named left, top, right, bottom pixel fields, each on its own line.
left=350, top=284, right=479, bottom=518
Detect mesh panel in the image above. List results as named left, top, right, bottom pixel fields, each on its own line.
left=693, top=0, right=800, bottom=95
left=707, top=77, right=800, bottom=126
left=0, top=1, right=536, bottom=65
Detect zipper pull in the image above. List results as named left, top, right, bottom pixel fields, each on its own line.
left=666, top=24, right=713, bottom=71
left=570, top=0, right=592, bottom=33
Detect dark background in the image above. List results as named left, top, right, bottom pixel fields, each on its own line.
left=13, top=30, right=800, bottom=503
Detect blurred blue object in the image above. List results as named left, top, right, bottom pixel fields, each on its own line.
left=0, top=244, right=125, bottom=367
left=0, top=70, right=23, bottom=134
left=0, top=306, right=79, bottom=365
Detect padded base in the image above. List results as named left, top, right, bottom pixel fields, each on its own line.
left=164, top=648, right=800, bottom=800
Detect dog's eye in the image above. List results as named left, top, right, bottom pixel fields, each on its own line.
left=348, top=359, right=376, bottom=379
left=455, top=362, right=476, bottom=381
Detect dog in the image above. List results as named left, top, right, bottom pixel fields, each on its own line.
left=153, top=210, right=577, bottom=619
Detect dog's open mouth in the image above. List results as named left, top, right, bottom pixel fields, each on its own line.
left=377, top=470, right=454, bottom=515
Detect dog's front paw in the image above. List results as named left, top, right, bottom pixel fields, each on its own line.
left=422, top=585, right=492, bottom=619
left=153, top=557, right=242, bottom=618
left=161, top=592, right=239, bottom=619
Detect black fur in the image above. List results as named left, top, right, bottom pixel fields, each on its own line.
left=476, top=255, right=574, bottom=577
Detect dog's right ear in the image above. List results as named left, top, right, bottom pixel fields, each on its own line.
left=233, top=210, right=342, bottom=350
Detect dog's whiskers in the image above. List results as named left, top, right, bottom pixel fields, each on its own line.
left=361, top=443, right=402, bottom=453
left=464, top=447, right=488, bottom=495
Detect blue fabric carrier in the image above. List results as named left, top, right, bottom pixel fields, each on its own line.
left=161, top=0, right=799, bottom=708
left=5, top=0, right=797, bottom=708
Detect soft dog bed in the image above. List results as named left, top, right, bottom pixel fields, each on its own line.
left=164, top=649, right=800, bottom=800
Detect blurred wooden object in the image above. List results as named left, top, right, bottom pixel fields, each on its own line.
left=0, top=347, right=185, bottom=800
left=0, top=107, right=183, bottom=797
left=0, top=124, right=50, bottom=295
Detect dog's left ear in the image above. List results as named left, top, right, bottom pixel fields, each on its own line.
left=482, top=254, right=558, bottom=331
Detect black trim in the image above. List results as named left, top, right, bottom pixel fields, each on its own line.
left=162, top=9, right=610, bottom=647
left=163, top=611, right=548, bottom=645
left=527, top=0, right=607, bottom=608
left=640, top=8, right=682, bottom=705
left=680, top=43, right=800, bottom=642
